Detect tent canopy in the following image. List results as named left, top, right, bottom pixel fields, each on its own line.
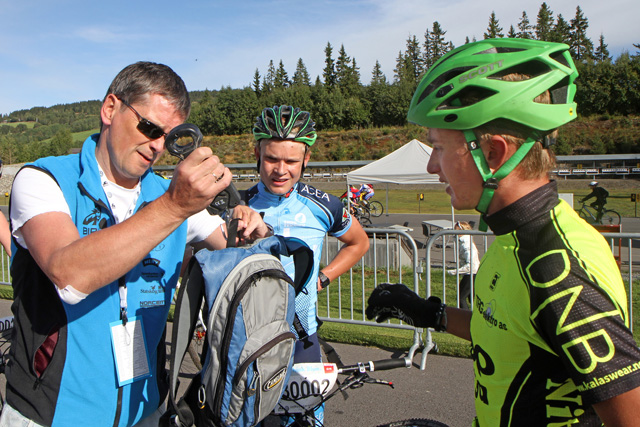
left=346, top=139, right=439, bottom=185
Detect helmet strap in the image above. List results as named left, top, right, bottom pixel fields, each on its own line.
left=463, top=130, right=536, bottom=231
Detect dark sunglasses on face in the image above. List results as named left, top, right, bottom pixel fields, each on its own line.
left=116, top=96, right=167, bottom=140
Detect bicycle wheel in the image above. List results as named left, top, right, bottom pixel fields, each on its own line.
left=376, top=418, right=449, bottom=427
left=368, top=201, right=384, bottom=217
left=359, top=215, right=372, bottom=226
left=601, top=210, right=621, bottom=225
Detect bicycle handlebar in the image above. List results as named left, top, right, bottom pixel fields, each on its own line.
left=338, top=357, right=411, bottom=374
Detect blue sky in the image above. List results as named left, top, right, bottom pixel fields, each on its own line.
left=1, top=0, right=637, bottom=116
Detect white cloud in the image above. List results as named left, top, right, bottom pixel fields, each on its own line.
left=1, top=0, right=638, bottom=115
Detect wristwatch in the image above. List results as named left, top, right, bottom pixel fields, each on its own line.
left=318, top=271, right=331, bottom=289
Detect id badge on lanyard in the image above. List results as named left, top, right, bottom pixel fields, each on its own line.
left=110, top=277, right=151, bottom=386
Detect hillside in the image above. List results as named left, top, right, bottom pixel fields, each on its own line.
left=157, top=117, right=640, bottom=167
left=2, top=96, right=639, bottom=167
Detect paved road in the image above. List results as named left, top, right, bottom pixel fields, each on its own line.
left=0, top=299, right=476, bottom=427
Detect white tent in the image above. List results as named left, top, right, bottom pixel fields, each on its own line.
left=346, top=139, right=439, bottom=185
left=346, top=139, right=442, bottom=217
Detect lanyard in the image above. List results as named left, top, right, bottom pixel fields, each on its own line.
left=118, top=276, right=128, bottom=326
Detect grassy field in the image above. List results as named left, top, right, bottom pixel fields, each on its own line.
left=314, top=182, right=640, bottom=219
left=1, top=121, right=36, bottom=129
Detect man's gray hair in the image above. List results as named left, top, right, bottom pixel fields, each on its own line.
left=105, top=61, right=190, bottom=119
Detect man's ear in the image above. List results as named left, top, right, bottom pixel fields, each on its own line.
left=101, top=94, right=118, bottom=127
left=303, top=150, right=311, bottom=168
left=484, top=135, right=512, bottom=172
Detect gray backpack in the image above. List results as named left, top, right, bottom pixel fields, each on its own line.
left=163, top=235, right=313, bottom=427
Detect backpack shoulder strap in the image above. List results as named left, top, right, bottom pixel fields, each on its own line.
left=278, top=236, right=314, bottom=295
left=162, top=256, right=205, bottom=426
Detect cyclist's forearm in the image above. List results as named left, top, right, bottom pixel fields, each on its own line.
left=444, top=307, right=471, bottom=341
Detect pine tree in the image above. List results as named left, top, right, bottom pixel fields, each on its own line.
left=484, top=11, right=504, bottom=39
left=550, top=14, right=571, bottom=45
left=292, top=58, right=311, bottom=86
left=569, top=6, right=594, bottom=60
left=404, top=35, right=423, bottom=82
left=508, top=25, right=517, bottom=38
left=393, top=50, right=407, bottom=83
left=428, top=22, right=450, bottom=68
left=351, top=58, right=361, bottom=88
left=594, top=34, right=611, bottom=62
left=335, top=44, right=352, bottom=87
left=323, top=42, right=337, bottom=89
left=263, top=60, right=276, bottom=92
left=536, top=2, right=554, bottom=41
left=371, top=60, right=386, bottom=85
left=274, top=60, right=290, bottom=89
left=423, top=28, right=433, bottom=68
left=252, top=69, right=261, bottom=94
left=517, top=11, right=533, bottom=39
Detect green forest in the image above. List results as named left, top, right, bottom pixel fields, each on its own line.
left=1, top=3, right=639, bottom=165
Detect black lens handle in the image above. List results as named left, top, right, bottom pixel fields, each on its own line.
left=164, top=124, right=242, bottom=216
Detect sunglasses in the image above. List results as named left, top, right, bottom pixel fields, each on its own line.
left=117, top=97, right=167, bottom=140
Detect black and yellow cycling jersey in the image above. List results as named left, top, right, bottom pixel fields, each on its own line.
left=471, top=181, right=640, bottom=426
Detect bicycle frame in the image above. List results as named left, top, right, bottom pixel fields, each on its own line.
left=578, top=203, right=599, bottom=222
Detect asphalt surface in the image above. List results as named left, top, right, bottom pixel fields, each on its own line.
left=0, top=298, right=476, bottom=427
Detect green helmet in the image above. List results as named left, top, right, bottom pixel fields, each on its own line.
left=408, top=38, right=578, bottom=138
left=407, top=39, right=579, bottom=231
left=253, top=105, right=317, bottom=146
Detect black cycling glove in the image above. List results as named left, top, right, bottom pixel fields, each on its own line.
left=365, top=283, right=447, bottom=331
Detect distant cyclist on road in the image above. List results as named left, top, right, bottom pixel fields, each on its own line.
left=366, top=39, right=640, bottom=426
left=580, top=181, right=609, bottom=222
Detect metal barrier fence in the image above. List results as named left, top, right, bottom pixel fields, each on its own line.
left=420, top=229, right=640, bottom=370
left=317, top=228, right=427, bottom=360
left=0, top=248, right=8, bottom=285
left=3, top=227, right=636, bottom=370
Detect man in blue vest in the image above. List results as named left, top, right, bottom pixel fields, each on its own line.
left=1, top=62, right=270, bottom=427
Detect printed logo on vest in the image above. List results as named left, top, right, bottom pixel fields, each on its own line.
left=82, top=208, right=108, bottom=235
left=490, top=272, right=501, bottom=291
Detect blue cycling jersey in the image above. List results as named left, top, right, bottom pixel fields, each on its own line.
left=246, top=181, right=352, bottom=336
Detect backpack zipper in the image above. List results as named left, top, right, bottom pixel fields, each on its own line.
left=211, top=267, right=289, bottom=420
left=233, top=331, right=296, bottom=387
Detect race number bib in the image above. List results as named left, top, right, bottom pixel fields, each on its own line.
left=274, top=363, right=338, bottom=414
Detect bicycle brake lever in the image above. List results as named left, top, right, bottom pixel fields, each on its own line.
left=363, top=377, right=395, bottom=389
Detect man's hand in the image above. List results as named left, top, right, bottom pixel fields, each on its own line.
left=231, top=205, right=272, bottom=243
left=365, top=283, right=445, bottom=329
left=164, top=147, right=232, bottom=220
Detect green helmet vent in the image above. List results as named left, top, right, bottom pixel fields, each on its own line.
left=253, top=105, right=317, bottom=146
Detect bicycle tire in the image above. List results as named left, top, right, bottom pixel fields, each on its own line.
left=376, top=418, right=449, bottom=427
left=601, top=210, right=621, bottom=226
left=368, top=201, right=384, bottom=217
left=359, top=216, right=372, bottom=226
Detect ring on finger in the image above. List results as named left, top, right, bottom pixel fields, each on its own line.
left=212, top=170, right=224, bottom=183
